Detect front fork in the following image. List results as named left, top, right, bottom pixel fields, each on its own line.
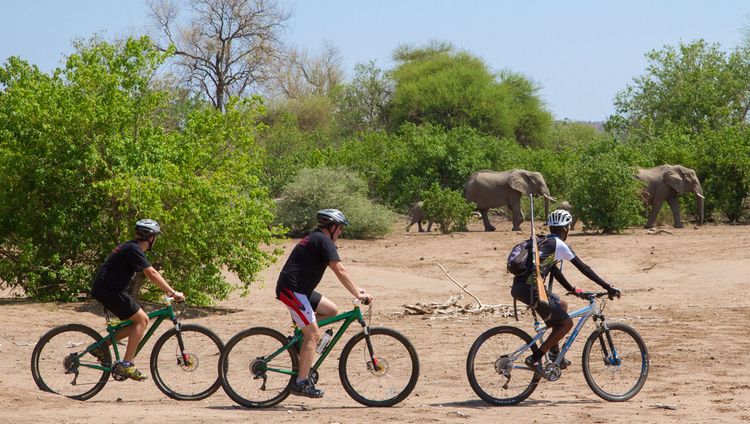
left=360, top=321, right=381, bottom=371
left=171, top=320, right=191, bottom=366
left=595, top=318, right=621, bottom=366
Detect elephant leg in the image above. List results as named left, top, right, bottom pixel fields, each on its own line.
left=427, top=221, right=433, bottom=232
left=406, top=221, right=414, bottom=232
left=479, top=209, right=495, bottom=231
left=666, top=197, right=684, bottom=228
left=510, top=201, right=523, bottom=231
left=417, top=221, right=425, bottom=232
left=645, top=197, right=665, bottom=228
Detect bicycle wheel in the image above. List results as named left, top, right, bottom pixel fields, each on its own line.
left=466, top=326, right=540, bottom=406
left=31, top=324, right=112, bottom=400
left=338, top=327, right=420, bottom=407
left=582, top=322, right=649, bottom=402
left=150, top=324, right=224, bottom=400
left=219, top=327, right=297, bottom=408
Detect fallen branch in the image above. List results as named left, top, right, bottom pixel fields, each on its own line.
left=436, top=263, right=483, bottom=308
left=403, top=293, right=520, bottom=318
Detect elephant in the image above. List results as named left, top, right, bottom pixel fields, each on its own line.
left=464, top=169, right=555, bottom=231
left=556, top=201, right=578, bottom=230
left=635, top=164, right=705, bottom=229
left=405, top=201, right=433, bottom=233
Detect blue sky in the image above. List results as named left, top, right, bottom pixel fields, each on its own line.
left=2, top=1, right=749, bottom=121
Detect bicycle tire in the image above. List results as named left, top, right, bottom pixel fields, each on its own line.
left=582, top=322, right=649, bottom=402
left=31, top=323, right=112, bottom=400
left=150, top=324, right=224, bottom=400
left=338, top=327, right=420, bottom=407
left=219, top=327, right=297, bottom=408
left=466, top=326, right=540, bottom=406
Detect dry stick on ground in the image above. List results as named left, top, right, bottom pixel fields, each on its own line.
left=436, top=262, right=483, bottom=308
left=402, top=263, right=519, bottom=318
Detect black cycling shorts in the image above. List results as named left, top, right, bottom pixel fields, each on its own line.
left=511, top=282, right=569, bottom=327
left=92, top=289, right=141, bottom=320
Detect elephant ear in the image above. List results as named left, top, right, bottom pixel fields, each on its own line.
left=509, top=172, right=529, bottom=194
left=664, top=167, right=684, bottom=194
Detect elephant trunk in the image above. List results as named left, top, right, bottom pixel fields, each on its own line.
left=544, top=195, right=549, bottom=220
left=696, top=191, right=704, bottom=225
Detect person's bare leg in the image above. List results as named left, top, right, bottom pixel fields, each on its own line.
left=539, top=318, right=573, bottom=354
left=314, top=296, right=338, bottom=322
left=298, top=323, right=321, bottom=381
left=123, top=309, right=149, bottom=362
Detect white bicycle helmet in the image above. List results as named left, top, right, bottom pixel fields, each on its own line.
left=135, top=219, right=162, bottom=240
left=546, top=210, right=573, bottom=227
left=317, top=209, right=349, bottom=227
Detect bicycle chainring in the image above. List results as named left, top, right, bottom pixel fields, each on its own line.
left=544, top=362, right=561, bottom=381
left=494, top=355, right=513, bottom=378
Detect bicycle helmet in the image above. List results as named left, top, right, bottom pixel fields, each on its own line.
left=135, top=219, right=162, bottom=240
left=317, top=209, right=349, bottom=227
left=546, top=209, right=573, bottom=227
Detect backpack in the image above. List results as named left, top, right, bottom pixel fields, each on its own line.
left=506, top=235, right=545, bottom=275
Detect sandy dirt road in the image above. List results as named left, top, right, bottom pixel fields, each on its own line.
left=1, top=221, right=749, bottom=423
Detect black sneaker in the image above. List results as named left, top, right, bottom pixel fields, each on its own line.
left=524, top=355, right=547, bottom=380
left=548, top=351, right=571, bottom=369
left=290, top=379, right=324, bottom=398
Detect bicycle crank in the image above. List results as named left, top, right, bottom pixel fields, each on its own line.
left=544, top=362, right=562, bottom=381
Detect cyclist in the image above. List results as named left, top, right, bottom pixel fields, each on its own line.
left=90, top=219, right=185, bottom=381
left=276, top=209, right=373, bottom=398
left=511, top=209, right=620, bottom=379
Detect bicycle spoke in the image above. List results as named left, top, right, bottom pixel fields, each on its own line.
left=151, top=325, right=223, bottom=400
left=583, top=323, right=649, bottom=401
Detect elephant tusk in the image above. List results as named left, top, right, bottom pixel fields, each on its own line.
left=695, top=193, right=705, bottom=199
left=543, top=194, right=557, bottom=202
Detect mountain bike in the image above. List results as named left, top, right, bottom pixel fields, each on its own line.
left=219, top=300, right=420, bottom=408
left=466, top=292, right=649, bottom=405
left=31, top=297, right=224, bottom=401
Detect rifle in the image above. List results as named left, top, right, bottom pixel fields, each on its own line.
left=529, top=194, right=549, bottom=308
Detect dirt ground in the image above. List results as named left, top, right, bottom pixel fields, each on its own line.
left=1, top=219, right=749, bottom=423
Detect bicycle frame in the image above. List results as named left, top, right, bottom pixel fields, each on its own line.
left=78, top=304, right=178, bottom=372
left=510, top=296, right=610, bottom=369
left=262, top=304, right=368, bottom=377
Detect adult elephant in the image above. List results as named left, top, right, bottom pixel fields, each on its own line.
left=635, top=164, right=705, bottom=229
left=464, top=169, right=555, bottom=231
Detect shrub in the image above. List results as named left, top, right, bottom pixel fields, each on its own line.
left=421, top=184, right=475, bottom=234
left=568, top=142, right=644, bottom=233
left=275, top=167, right=395, bottom=239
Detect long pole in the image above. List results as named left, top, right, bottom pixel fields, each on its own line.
left=529, top=194, right=549, bottom=307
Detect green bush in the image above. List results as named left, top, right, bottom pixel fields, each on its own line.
left=568, top=142, right=644, bottom=233
left=0, top=38, right=281, bottom=305
left=275, top=167, right=395, bottom=239
left=421, top=184, right=475, bottom=234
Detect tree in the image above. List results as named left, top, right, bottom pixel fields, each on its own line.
left=0, top=37, right=281, bottom=304
left=388, top=42, right=552, bottom=146
left=332, top=61, right=393, bottom=135
left=267, top=41, right=344, bottom=99
left=148, top=0, right=290, bottom=111
left=608, top=40, right=750, bottom=138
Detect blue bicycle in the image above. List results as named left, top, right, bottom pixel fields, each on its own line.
left=466, top=292, right=649, bottom=405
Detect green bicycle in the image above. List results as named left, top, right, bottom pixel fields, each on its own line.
left=219, top=301, right=420, bottom=408
left=31, top=298, right=224, bottom=401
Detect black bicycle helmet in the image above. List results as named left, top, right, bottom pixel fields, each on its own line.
left=135, top=219, right=162, bottom=240
left=316, top=209, right=349, bottom=228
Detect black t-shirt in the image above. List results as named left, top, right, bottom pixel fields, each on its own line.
left=92, top=241, right=152, bottom=293
left=276, top=230, right=341, bottom=296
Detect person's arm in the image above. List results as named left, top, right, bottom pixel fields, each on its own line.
left=143, top=266, right=185, bottom=302
left=328, top=261, right=372, bottom=303
left=568, top=257, right=609, bottom=288
left=550, top=265, right=575, bottom=293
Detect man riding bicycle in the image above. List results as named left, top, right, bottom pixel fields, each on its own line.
left=511, top=209, right=620, bottom=378
left=276, top=209, right=373, bottom=398
left=90, top=219, right=185, bottom=381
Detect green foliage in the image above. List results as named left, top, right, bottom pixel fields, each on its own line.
left=421, top=185, right=475, bottom=234
left=388, top=43, right=552, bottom=146
left=331, top=61, right=393, bottom=135
left=609, top=40, right=750, bottom=138
left=0, top=37, right=281, bottom=304
left=275, top=167, right=395, bottom=239
left=568, top=141, right=644, bottom=233
left=696, top=127, right=750, bottom=223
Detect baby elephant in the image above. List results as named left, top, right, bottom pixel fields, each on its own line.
left=406, top=201, right=433, bottom=232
